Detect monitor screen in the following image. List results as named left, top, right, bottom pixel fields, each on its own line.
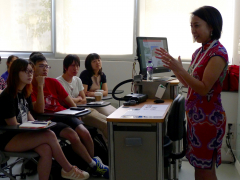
left=136, top=37, right=170, bottom=78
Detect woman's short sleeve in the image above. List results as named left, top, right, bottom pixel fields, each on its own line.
left=101, top=72, right=107, bottom=84
left=80, top=70, right=91, bottom=85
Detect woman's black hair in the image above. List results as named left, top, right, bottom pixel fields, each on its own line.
left=192, top=6, right=222, bottom=40
left=7, top=59, right=34, bottom=98
left=7, top=55, right=18, bottom=68
left=85, top=53, right=102, bottom=75
left=63, top=54, right=80, bottom=73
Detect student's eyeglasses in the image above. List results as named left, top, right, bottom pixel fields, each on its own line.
left=25, top=69, right=34, bottom=75
left=38, top=65, right=51, bottom=69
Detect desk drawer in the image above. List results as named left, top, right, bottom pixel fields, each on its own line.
left=114, top=131, right=157, bottom=180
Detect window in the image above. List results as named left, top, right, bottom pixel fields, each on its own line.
left=55, top=0, right=136, bottom=60
left=0, top=0, right=237, bottom=63
left=0, top=0, right=52, bottom=52
left=138, top=0, right=235, bottom=62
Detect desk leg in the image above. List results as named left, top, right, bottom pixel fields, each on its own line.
left=108, top=122, right=115, bottom=180
left=157, top=123, right=164, bottom=180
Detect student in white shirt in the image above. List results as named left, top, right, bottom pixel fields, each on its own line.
left=56, top=54, right=108, bottom=139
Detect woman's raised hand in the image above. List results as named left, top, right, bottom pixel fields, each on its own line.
left=155, top=48, right=183, bottom=72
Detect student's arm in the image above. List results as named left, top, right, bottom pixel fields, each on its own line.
left=32, top=76, right=45, bottom=113
left=64, top=95, right=77, bottom=107
left=101, top=83, right=108, bottom=96
left=83, top=84, right=95, bottom=97
left=76, top=91, right=87, bottom=105
left=5, top=117, right=19, bottom=126
left=72, top=96, right=83, bottom=103
left=28, top=112, right=35, bottom=121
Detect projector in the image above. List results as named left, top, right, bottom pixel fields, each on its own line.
left=124, top=93, right=148, bottom=103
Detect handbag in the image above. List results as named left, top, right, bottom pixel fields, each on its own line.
left=229, top=65, right=239, bottom=91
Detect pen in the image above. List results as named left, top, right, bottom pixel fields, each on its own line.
left=100, top=82, right=102, bottom=90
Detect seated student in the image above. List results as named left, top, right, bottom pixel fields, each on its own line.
left=56, top=54, right=108, bottom=139
left=29, top=54, right=109, bottom=179
left=0, top=55, right=18, bottom=91
left=80, top=53, right=116, bottom=116
left=0, top=59, right=89, bottom=180
left=29, top=51, right=43, bottom=59
left=1, top=55, right=18, bottom=81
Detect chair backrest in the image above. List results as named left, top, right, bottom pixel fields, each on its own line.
left=167, top=94, right=185, bottom=141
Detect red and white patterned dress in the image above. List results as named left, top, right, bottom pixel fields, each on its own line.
left=185, top=40, right=228, bottom=169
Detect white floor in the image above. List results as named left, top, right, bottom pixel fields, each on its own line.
left=1, top=159, right=240, bottom=180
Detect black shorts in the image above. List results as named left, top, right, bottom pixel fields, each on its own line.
left=0, top=131, right=20, bottom=151
left=50, top=116, right=84, bottom=137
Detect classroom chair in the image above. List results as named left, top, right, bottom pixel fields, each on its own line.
left=164, top=94, right=187, bottom=180
left=0, top=150, right=39, bottom=180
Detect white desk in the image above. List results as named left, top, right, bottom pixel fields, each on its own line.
left=107, top=99, right=172, bottom=180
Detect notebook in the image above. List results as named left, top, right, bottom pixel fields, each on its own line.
left=19, top=120, right=52, bottom=129
left=54, top=109, right=88, bottom=115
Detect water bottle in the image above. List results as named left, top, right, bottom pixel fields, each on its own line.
left=147, top=60, right=153, bottom=81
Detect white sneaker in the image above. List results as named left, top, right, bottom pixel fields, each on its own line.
left=61, top=166, right=89, bottom=180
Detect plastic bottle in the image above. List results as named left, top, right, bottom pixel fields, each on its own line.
left=147, top=60, right=153, bottom=81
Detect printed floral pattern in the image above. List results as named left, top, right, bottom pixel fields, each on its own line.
left=186, top=40, right=228, bottom=169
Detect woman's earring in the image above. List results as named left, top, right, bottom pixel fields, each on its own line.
left=211, top=31, right=213, bottom=37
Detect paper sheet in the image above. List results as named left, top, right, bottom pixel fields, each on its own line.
left=121, top=104, right=169, bottom=119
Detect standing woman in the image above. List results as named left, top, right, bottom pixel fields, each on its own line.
left=155, top=6, right=228, bottom=180
left=0, top=59, right=89, bottom=180
left=80, top=53, right=116, bottom=116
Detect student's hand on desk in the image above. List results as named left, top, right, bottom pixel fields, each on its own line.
left=35, top=76, right=46, bottom=86
left=86, top=91, right=95, bottom=97
left=155, top=48, right=183, bottom=72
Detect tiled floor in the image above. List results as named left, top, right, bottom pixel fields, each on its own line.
left=1, top=158, right=240, bottom=180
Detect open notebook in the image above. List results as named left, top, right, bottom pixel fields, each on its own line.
left=19, top=120, right=52, bottom=129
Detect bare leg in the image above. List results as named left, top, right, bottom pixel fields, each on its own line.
left=195, top=152, right=217, bottom=180
left=5, top=130, right=72, bottom=173
left=59, top=127, right=93, bottom=163
left=75, top=124, right=94, bottom=157
left=34, top=144, right=52, bottom=180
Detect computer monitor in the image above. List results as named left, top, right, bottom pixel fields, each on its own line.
left=136, top=37, right=170, bottom=79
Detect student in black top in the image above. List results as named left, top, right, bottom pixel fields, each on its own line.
left=0, top=59, right=89, bottom=180
left=80, top=53, right=116, bottom=116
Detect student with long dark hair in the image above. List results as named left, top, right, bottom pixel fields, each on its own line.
left=80, top=53, right=116, bottom=116
left=0, top=59, right=89, bottom=180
